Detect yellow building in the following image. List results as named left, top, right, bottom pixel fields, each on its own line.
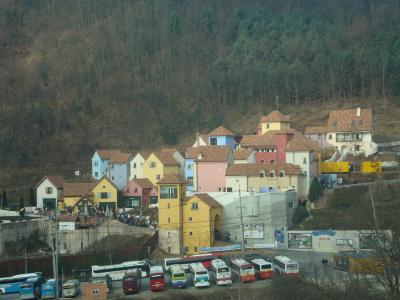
left=183, top=194, right=221, bottom=254
left=59, top=182, right=95, bottom=211
left=258, top=110, right=291, bottom=134
left=91, top=176, right=118, bottom=212
left=143, top=148, right=184, bottom=185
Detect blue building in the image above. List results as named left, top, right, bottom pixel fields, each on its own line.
left=207, top=126, right=236, bottom=150
left=184, top=158, right=194, bottom=192
left=92, top=150, right=121, bottom=180
left=107, top=152, right=133, bottom=191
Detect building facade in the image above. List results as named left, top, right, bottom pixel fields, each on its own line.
left=207, top=126, right=236, bottom=149
left=36, top=176, right=65, bottom=210
left=107, top=152, right=133, bottom=191
left=91, top=176, right=118, bottom=212
left=92, top=149, right=120, bottom=180
left=122, top=178, right=157, bottom=208
left=129, top=151, right=151, bottom=180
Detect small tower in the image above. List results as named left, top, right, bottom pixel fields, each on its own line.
left=157, top=174, right=187, bottom=254
left=257, top=111, right=291, bottom=135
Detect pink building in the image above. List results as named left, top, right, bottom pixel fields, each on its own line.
left=123, top=178, right=158, bottom=207
left=304, top=127, right=328, bottom=149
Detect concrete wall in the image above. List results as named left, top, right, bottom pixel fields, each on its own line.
left=159, top=229, right=180, bottom=254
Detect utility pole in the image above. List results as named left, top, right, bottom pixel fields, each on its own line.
left=24, top=240, right=27, bottom=273
left=52, top=204, right=60, bottom=300
left=238, top=184, right=245, bottom=253
left=369, top=186, right=379, bottom=231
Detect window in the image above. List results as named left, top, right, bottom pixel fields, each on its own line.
left=288, top=202, right=293, bottom=208
left=218, top=187, right=222, bottom=192
left=168, top=247, right=171, bottom=253
left=355, top=145, right=360, bottom=152
left=279, top=171, right=285, bottom=177
left=188, top=216, right=192, bottom=221
left=210, top=137, right=217, bottom=145
left=94, top=160, right=99, bottom=166
left=227, top=187, right=233, bottom=192
left=194, top=246, right=198, bottom=252
left=191, top=202, right=199, bottom=210
left=111, top=176, right=114, bottom=180
left=270, top=160, right=275, bottom=164
left=187, top=177, right=193, bottom=186
left=259, top=171, right=264, bottom=178
left=168, top=203, right=170, bottom=209
left=304, top=171, right=307, bottom=176
left=266, top=123, right=270, bottom=129
left=185, top=246, right=189, bottom=253
left=269, top=171, right=275, bottom=178
left=187, top=164, right=192, bottom=170
left=126, top=188, right=129, bottom=192
left=111, top=164, right=114, bottom=169
left=355, top=134, right=362, bottom=141
left=189, top=232, right=193, bottom=236
left=160, top=186, right=177, bottom=199
left=45, top=187, right=53, bottom=194
left=328, top=134, right=332, bottom=140
left=95, top=172, right=98, bottom=177
left=168, top=217, right=170, bottom=223
left=133, top=163, right=137, bottom=168
left=260, top=160, right=265, bottom=164
left=303, top=157, right=307, bottom=164
left=149, top=161, right=156, bottom=168
left=101, top=192, right=108, bottom=199
left=134, top=188, right=138, bottom=192
left=168, top=232, right=170, bottom=238
left=156, top=174, right=161, bottom=180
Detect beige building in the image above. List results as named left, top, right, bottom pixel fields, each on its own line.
left=225, top=163, right=303, bottom=195
left=257, top=110, right=291, bottom=135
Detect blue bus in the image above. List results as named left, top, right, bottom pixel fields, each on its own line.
left=20, top=274, right=46, bottom=299
left=0, top=273, right=41, bottom=295
left=41, top=279, right=62, bottom=299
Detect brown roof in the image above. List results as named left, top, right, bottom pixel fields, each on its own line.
left=185, top=146, right=231, bottom=162
left=260, top=110, right=290, bottom=122
left=137, top=150, right=152, bottom=160
left=226, top=163, right=302, bottom=176
left=304, top=126, right=327, bottom=134
left=286, top=130, right=321, bottom=152
left=153, top=148, right=180, bottom=165
left=208, top=126, right=235, bottom=136
left=193, top=193, right=221, bottom=208
left=96, top=149, right=121, bottom=160
left=109, top=152, right=133, bottom=164
left=36, top=175, right=65, bottom=189
left=326, top=108, right=372, bottom=132
left=233, top=149, right=253, bottom=160
left=240, top=132, right=276, bottom=148
left=132, top=178, right=154, bottom=189
left=63, top=182, right=95, bottom=197
left=158, top=174, right=187, bottom=184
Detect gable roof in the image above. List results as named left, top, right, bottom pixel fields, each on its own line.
left=185, top=146, right=231, bottom=162
left=260, top=110, right=290, bottom=122
left=109, top=152, right=133, bottom=164
left=90, top=176, right=118, bottom=191
left=304, top=126, right=327, bottom=134
left=286, top=130, right=321, bottom=152
left=158, top=174, right=187, bottom=184
left=63, top=182, right=95, bottom=197
left=239, top=132, right=276, bottom=148
left=326, top=108, right=372, bottom=132
left=233, top=148, right=253, bottom=160
left=136, top=150, right=152, bottom=160
left=208, top=125, right=235, bottom=137
left=131, top=178, right=154, bottom=189
left=192, top=193, right=221, bottom=208
left=226, top=163, right=302, bottom=176
left=36, top=175, right=65, bottom=189
left=96, top=149, right=121, bottom=160
left=153, top=148, right=180, bottom=165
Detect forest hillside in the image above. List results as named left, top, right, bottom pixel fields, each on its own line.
left=1, top=0, right=400, bottom=195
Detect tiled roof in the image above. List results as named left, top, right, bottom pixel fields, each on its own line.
left=96, top=149, right=121, bottom=160
left=153, top=148, right=180, bottom=165
left=193, top=193, right=221, bottom=208
left=326, top=108, right=372, bottom=132
left=186, top=146, right=231, bottom=162
left=286, top=130, right=321, bottom=152
left=132, top=178, right=154, bottom=189
left=233, top=148, right=253, bottom=160
left=158, top=174, right=187, bottom=184
left=226, top=163, right=302, bottom=176
left=304, top=126, right=327, bottom=134
left=208, top=126, right=235, bottom=136
left=240, top=132, right=276, bottom=147
left=63, top=182, right=95, bottom=197
left=109, top=152, right=133, bottom=164
left=36, top=175, right=65, bottom=189
left=137, top=150, right=152, bottom=160
left=260, top=110, right=290, bottom=122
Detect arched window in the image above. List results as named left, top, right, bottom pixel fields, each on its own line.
left=279, top=170, right=285, bottom=177
left=269, top=171, right=275, bottom=178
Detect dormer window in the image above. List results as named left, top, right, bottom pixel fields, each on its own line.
left=269, top=171, right=275, bottom=178
left=259, top=170, right=265, bottom=178
left=279, top=170, right=285, bottom=177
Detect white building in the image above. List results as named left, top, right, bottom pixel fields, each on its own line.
left=36, top=175, right=65, bottom=210
left=129, top=151, right=151, bottom=180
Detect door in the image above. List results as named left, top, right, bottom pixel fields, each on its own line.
left=43, top=198, right=56, bottom=210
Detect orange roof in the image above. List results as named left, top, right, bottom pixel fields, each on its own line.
left=186, top=146, right=231, bottom=162
left=63, top=182, right=95, bottom=197
left=240, top=132, right=276, bottom=147
left=109, top=152, right=133, bottom=164
left=96, top=149, right=121, bottom=160
left=233, top=149, right=253, bottom=160
left=304, top=126, right=327, bottom=134
left=158, top=174, right=187, bottom=184
left=208, top=126, right=235, bottom=136
left=286, top=130, right=321, bottom=152
left=260, top=110, right=290, bottom=122
left=131, top=178, right=154, bottom=189
left=153, top=148, right=180, bottom=165
left=192, top=193, right=221, bottom=208
left=326, top=108, right=372, bottom=132
left=226, top=163, right=302, bottom=176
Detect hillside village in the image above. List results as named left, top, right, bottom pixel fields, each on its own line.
left=32, top=107, right=382, bottom=255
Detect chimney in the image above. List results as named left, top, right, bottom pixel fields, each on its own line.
left=195, top=132, right=200, bottom=147
left=356, top=107, right=361, bottom=117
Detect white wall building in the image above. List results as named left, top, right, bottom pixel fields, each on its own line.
left=129, top=151, right=151, bottom=180
left=36, top=176, right=65, bottom=210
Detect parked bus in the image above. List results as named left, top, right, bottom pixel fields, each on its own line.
left=92, top=260, right=150, bottom=280
left=122, top=270, right=141, bottom=295
left=0, top=273, right=41, bottom=295
left=170, top=265, right=187, bottom=289
left=40, top=279, right=62, bottom=299
left=250, top=258, right=273, bottom=280
left=230, top=258, right=256, bottom=283
left=149, top=266, right=165, bottom=292
left=164, top=253, right=222, bottom=271
left=62, top=279, right=81, bottom=298
left=189, top=263, right=210, bottom=288
left=210, top=259, right=232, bottom=286
left=273, top=256, right=300, bottom=276
left=19, top=274, right=46, bottom=299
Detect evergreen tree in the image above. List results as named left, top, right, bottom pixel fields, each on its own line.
left=309, top=177, right=322, bottom=202
left=292, top=206, right=309, bottom=225
left=28, top=187, right=35, bottom=206
left=1, top=190, right=7, bottom=209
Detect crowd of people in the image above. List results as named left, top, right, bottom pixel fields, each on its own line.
left=117, top=211, right=157, bottom=229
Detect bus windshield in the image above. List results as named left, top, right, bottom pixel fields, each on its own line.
left=172, top=273, right=185, bottom=279
left=287, top=263, right=299, bottom=270
left=218, top=267, right=229, bottom=273
left=241, top=265, right=253, bottom=270
left=150, top=274, right=163, bottom=279
left=261, top=264, right=272, bottom=270
left=196, top=271, right=207, bottom=275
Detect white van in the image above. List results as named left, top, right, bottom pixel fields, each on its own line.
left=62, top=279, right=80, bottom=298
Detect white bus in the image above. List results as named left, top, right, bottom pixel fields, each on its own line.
left=250, top=258, right=273, bottom=280
left=170, top=265, right=187, bottom=289
left=91, top=260, right=150, bottom=280
left=210, top=259, right=232, bottom=286
left=189, top=263, right=210, bottom=288
left=230, top=258, right=256, bottom=283
left=273, top=256, right=300, bottom=276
